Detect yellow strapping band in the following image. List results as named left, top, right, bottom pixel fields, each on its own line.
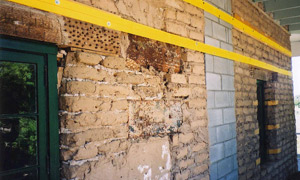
left=265, top=100, right=279, bottom=106
left=256, top=158, right=261, bottom=165
left=6, top=0, right=292, bottom=76
left=253, top=100, right=258, bottom=106
left=267, top=148, right=281, bottom=154
left=183, top=0, right=292, bottom=57
left=266, top=124, right=280, bottom=130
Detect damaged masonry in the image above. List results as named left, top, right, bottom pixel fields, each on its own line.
left=0, top=0, right=298, bottom=179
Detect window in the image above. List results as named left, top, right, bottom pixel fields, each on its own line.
left=0, top=36, right=59, bottom=180
left=257, top=80, right=267, bottom=163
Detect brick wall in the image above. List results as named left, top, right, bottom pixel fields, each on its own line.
left=0, top=2, right=62, bottom=44
left=204, top=0, right=238, bottom=179
left=232, top=0, right=297, bottom=179
left=0, top=0, right=211, bottom=179
left=58, top=37, right=209, bottom=180
left=232, top=0, right=290, bottom=50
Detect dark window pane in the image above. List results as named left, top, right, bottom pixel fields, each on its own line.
left=0, top=61, right=36, bottom=114
left=0, top=117, right=37, bottom=171
left=0, top=169, right=37, bottom=180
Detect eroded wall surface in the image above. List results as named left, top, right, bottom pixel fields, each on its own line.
left=232, top=0, right=297, bottom=179
left=0, top=0, right=298, bottom=179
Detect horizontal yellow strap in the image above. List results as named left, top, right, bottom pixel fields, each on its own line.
left=6, top=0, right=292, bottom=76
left=266, top=124, right=280, bottom=130
left=265, top=100, right=279, bottom=106
left=183, top=0, right=292, bottom=57
left=254, top=129, right=259, bottom=135
left=253, top=100, right=258, bottom=106
left=256, top=158, right=261, bottom=165
left=267, top=148, right=281, bottom=154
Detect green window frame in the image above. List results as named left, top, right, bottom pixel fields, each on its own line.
left=0, top=36, right=59, bottom=180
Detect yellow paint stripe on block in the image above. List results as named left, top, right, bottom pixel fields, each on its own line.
left=253, top=100, right=258, bottom=106
left=265, top=100, right=279, bottom=106
left=266, top=124, right=280, bottom=130
left=267, top=148, right=281, bottom=154
left=183, top=0, right=292, bottom=57
left=254, top=129, right=259, bottom=135
left=6, top=0, right=292, bottom=76
left=256, top=158, right=261, bottom=165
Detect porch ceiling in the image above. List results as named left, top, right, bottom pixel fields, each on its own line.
left=253, top=0, right=300, bottom=32
left=252, top=0, right=300, bottom=56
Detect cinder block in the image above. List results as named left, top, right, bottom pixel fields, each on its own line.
left=215, top=92, right=230, bottom=108
left=228, top=60, right=234, bottom=75
left=225, top=169, right=238, bottom=180
left=205, top=54, right=214, bottom=72
left=216, top=124, right=232, bottom=142
left=205, top=18, right=213, bottom=36
left=220, top=19, right=232, bottom=29
left=228, top=30, right=232, bottom=44
left=221, top=42, right=233, bottom=51
left=204, top=11, right=218, bottom=22
left=208, top=109, right=223, bottom=127
left=230, top=123, right=237, bottom=138
left=212, top=22, right=226, bottom=42
left=214, top=57, right=229, bottom=74
left=233, top=154, right=238, bottom=169
left=222, top=75, right=235, bottom=91
left=223, top=108, right=236, bottom=123
left=210, top=143, right=225, bottom=163
left=217, top=156, right=233, bottom=178
left=224, top=139, right=237, bottom=157
left=207, top=0, right=225, bottom=10
left=209, top=127, right=217, bottom=145
left=206, top=73, right=221, bottom=90
left=229, top=92, right=235, bottom=107
left=210, top=162, right=218, bottom=180
left=225, top=0, right=232, bottom=14
left=207, top=91, right=215, bottom=108
left=205, top=36, right=220, bottom=48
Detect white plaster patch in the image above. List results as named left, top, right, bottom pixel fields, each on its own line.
left=161, top=143, right=171, bottom=171
left=137, top=165, right=150, bottom=173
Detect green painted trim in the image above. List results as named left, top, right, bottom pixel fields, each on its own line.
left=47, top=54, right=60, bottom=180
left=0, top=37, right=59, bottom=180
left=0, top=35, right=57, bottom=55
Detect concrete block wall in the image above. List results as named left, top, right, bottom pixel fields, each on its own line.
left=204, top=0, right=238, bottom=179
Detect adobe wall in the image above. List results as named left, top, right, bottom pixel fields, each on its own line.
left=0, top=0, right=210, bottom=179
left=0, top=0, right=298, bottom=179
left=232, top=0, right=297, bottom=179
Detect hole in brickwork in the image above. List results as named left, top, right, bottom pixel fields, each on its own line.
left=127, top=34, right=184, bottom=73
left=63, top=17, right=120, bottom=55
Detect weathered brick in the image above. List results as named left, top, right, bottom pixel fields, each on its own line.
left=114, top=72, right=144, bottom=84
left=76, top=52, right=102, bottom=65
left=166, top=21, right=188, bottom=37
left=101, top=56, right=126, bottom=70
left=179, top=133, right=194, bottom=144
left=186, top=51, right=204, bottom=62
left=166, top=74, right=187, bottom=84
